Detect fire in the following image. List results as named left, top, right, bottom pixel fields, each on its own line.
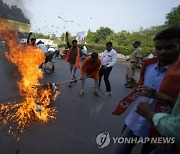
left=0, top=19, right=58, bottom=133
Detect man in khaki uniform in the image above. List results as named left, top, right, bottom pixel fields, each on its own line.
left=125, top=41, right=143, bottom=88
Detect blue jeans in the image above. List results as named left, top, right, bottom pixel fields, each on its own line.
left=69, top=63, right=77, bottom=79
left=113, top=125, right=156, bottom=154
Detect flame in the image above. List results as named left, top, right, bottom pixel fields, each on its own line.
left=0, top=19, right=57, bottom=133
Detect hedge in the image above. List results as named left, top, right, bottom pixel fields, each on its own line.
left=78, top=44, right=154, bottom=56
left=57, top=43, right=154, bottom=56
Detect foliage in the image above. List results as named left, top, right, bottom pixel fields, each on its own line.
left=31, top=33, right=49, bottom=39
left=94, top=27, right=114, bottom=44
left=85, top=25, right=164, bottom=55
left=86, top=29, right=96, bottom=44
left=165, top=5, right=180, bottom=27
left=78, top=44, right=154, bottom=57
left=0, top=0, right=30, bottom=24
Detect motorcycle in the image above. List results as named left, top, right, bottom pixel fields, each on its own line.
left=40, top=52, right=55, bottom=74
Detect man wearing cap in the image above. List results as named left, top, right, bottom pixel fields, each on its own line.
left=125, top=41, right=143, bottom=88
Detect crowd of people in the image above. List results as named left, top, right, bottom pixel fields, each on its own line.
left=64, top=31, right=117, bottom=95
left=26, top=27, right=180, bottom=154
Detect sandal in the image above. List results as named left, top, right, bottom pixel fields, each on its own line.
left=69, top=81, right=72, bottom=87
left=93, top=91, right=100, bottom=97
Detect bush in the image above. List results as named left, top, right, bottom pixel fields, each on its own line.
left=78, top=44, right=154, bottom=57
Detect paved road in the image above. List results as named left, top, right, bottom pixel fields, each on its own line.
left=0, top=46, right=142, bottom=154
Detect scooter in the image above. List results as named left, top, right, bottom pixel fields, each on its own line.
left=40, top=53, right=55, bottom=74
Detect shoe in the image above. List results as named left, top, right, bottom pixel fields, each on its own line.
left=125, top=84, right=134, bottom=88
left=104, top=91, right=112, bottom=96
left=126, top=79, right=137, bottom=87
left=72, top=76, right=77, bottom=82
left=79, top=91, right=84, bottom=97
left=69, top=82, right=72, bottom=87
left=124, top=83, right=128, bottom=86
left=93, top=86, right=100, bottom=90
left=93, top=91, right=100, bottom=97
left=73, top=79, right=77, bottom=83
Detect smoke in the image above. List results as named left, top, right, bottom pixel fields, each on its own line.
left=2, top=0, right=32, bottom=19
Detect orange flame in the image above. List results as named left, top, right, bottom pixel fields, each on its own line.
left=0, top=19, right=57, bottom=133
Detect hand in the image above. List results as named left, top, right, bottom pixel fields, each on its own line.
left=136, top=102, right=155, bottom=121
left=66, top=31, right=69, bottom=37
left=29, top=32, right=33, bottom=35
left=87, top=75, right=92, bottom=78
left=102, top=65, right=107, bottom=69
left=136, top=86, right=156, bottom=98
left=80, top=76, right=85, bottom=80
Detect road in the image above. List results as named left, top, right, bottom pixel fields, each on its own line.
left=0, top=45, right=142, bottom=154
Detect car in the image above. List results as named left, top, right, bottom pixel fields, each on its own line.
left=48, top=46, right=56, bottom=53
left=18, top=32, right=29, bottom=44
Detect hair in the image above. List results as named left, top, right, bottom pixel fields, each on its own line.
left=72, top=40, right=78, bottom=44
left=106, top=41, right=113, bottom=46
left=31, top=38, right=36, bottom=42
left=154, top=27, right=180, bottom=43
left=90, top=52, right=98, bottom=59
left=133, top=41, right=140, bottom=46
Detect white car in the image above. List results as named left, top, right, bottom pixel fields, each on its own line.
left=48, top=46, right=56, bottom=53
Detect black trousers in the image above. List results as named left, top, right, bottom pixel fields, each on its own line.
left=99, top=66, right=112, bottom=92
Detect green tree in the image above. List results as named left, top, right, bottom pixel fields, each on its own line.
left=86, top=29, right=96, bottom=44
left=0, top=0, right=30, bottom=24
left=106, top=33, right=119, bottom=46
left=31, top=33, right=49, bottom=39
left=165, top=5, right=180, bottom=27
left=94, top=27, right=114, bottom=44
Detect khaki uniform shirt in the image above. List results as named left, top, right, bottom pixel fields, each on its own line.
left=130, top=47, right=143, bottom=62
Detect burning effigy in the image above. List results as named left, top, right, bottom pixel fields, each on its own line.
left=0, top=18, right=60, bottom=135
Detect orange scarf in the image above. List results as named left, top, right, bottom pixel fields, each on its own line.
left=64, top=47, right=80, bottom=68
left=112, top=57, right=180, bottom=136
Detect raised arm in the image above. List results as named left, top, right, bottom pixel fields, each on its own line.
left=65, top=31, right=71, bottom=48
left=27, top=32, right=32, bottom=45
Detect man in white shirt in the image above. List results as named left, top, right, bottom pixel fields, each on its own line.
left=37, top=40, right=48, bottom=53
left=99, top=42, right=117, bottom=95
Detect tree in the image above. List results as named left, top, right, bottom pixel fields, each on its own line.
left=94, top=27, right=114, bottom=44
left=32, top=33, right=49, bottom=39
left=165, top=5, right=180, bottom=27
left=0, top=0, right=30, bottom=24
left=116, top=30, right=131, bottom=46
left=86, top=29, right=95, bottom=44
left=106, top=33, right=119, bottom=46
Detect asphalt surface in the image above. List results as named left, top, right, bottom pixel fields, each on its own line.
left=0, top=45, right=142, bottom=154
